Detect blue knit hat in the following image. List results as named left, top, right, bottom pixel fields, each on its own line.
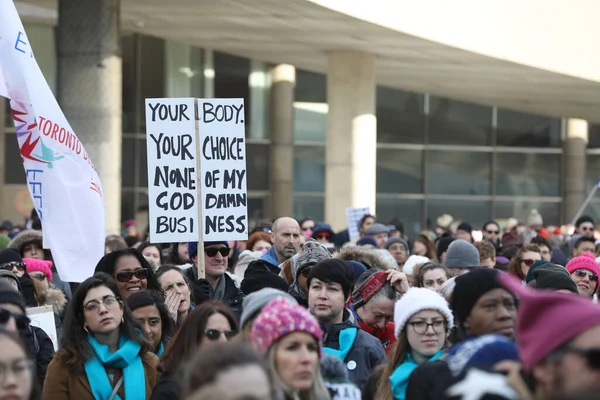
left=446, top=334, right=520, bottom=376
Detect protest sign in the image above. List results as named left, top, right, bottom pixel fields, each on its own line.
left=145, top=98, right=199, bottom=243
left=346, top=207, right=371, bottom=239
left=0, top=1, right=105, bottom=282
left=198, top=98, right=248, bottom=241
left=27, top=305, right=58, bottom=350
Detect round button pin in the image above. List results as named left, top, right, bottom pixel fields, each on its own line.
left=347, top=360, right=357, bottom=370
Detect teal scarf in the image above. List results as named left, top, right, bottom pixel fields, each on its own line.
left=155, top=342, right=165, bottom=357
left=323, top=327, right=358, bottom=361
left=389, top=351, right=444, bottom=400
left=84, top=334, right=146, bottom=400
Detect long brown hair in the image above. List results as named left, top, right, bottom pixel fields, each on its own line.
left=507, top=244, right=541, bottom=280
left=413, top=235, right=437, bottom=261
left=159, top=300, right=239, bottom=374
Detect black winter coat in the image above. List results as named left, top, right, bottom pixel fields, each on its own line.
left=405, top=360, right=453, bottom=400
left=321, top=310, right=387, bottom=390
left=21, top=324, right=54, bottom=387
left=149, top=371, right=179, bottom=400
left=184, top=268, right=244, bottom=319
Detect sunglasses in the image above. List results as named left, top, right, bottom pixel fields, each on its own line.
left=486, top=230, right=499, bottom=235
left=315, top=234, right=330, bottom=240
left=0, top=262, right=25, bottom=272
left=30, top=273, right=47, bottom=281
left=0, top=308, right=30, bottom=330
left=204, top=328, right=236, bottom=341
left=581, top=226, right=594, bottom=232
left=564, top=347, right=600, bottom=369
left=204, top=248, right=230, bottom=257
left=521, top=259, right=536, bottom=267
left=574, top=269, right=598, bottom=282
left=115, top=268, right=148, bottom=283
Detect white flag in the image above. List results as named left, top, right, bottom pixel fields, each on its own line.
left=0, top=1, right=105, bottom=282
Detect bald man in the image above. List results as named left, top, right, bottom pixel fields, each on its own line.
left=240, top=217, right=301, bottom=295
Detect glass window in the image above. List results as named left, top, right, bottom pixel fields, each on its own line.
left=585, top=201, right=600, bottom=224
left=121, top=190, right=135, bottom=222
left=294, top=195, right=324, bottom=221
left=214, top=52, right=250, bottom=134
left=294, top=70, right=326, bottom=142
left=4, top=134, right=26, bottom=184
left=376, top=198, right=423, bottom=237
left=137, top=138, right=148, bottom=187
left=426, top=199, right=490, bottom=231
left=428, top=97, right=492, bottom=145
left=164, top=40, right=203, bottom=98
left=294, top=146, right=325, bottom=192
left=588, top=155, right=600, bottom=190
left=497, top=109, right=561, bottom=147
left=246, top=143, right=269, bottom=191
left=494, top=200, right=560, bottom=226
left=248, top=197, right=266, bottom=227
left=495, top=153, right=560, bottom=196
left=589, top=124, right=600, bottom=148
left=121, top=137, right=135, bottom=187
left=426, top=151, right=490, bottom=195
left=249, top=60, right=269, bottom=139
left=377, top=149, right=422, bottom=194
left=377, top=87, right=424, bottom=144
left=122, top=33, right=136, bottom=133
left=24, top=23, right=57, bottom=94
left=139, top=36, right=165, bottom=132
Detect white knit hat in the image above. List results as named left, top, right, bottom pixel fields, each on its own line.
left=394, top=287, right=454, bottom=338
left=403, top=255, right=430, bottom=276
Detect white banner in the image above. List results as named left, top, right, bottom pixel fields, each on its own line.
left=198, top=99, right=248, bottom=241
left=145, top=98, right=199, bottom=243
left=0, top=1, right=105, bottom=282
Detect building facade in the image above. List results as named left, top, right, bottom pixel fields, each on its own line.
left=2, top=1, right=600, bottom=237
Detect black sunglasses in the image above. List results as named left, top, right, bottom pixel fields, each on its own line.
left=115, top=268, right=149, bottom=283
left=565, top=347, right=600, bottom=369
left=0, top=262, right=26, bottom=272
left=204, top=248, right=230, bottom=257
left=574, top=269, right=598, bottom=282
left=204, top=328, right=236, bottom=341
left=0, top=307, right=30, bottom=330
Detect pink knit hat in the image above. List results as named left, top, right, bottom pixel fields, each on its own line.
left=565, top=253, right=600, bottom=293
left=251, top=297, right=323, bottom=355
left=499, top=273, right=600, bottom=371
left=24, top=258, right=53, bottom=282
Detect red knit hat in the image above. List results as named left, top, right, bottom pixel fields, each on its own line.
left=565, top=253, right=600, bottom=293
left=24, top=258, right=53, bottom=282
left=499, top=273, right=600, bottom=371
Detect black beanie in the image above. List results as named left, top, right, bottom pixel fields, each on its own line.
left=575, top=215, right=594, bottom=228
left=451, top=268, right=503, bottom=329
left=437, top=236, right=456, bottom=261
left=0, top=249, right=23, bottom=265
left=0, top=283, right=26, bottom=313
left=308, top=259, right=353, bottom=300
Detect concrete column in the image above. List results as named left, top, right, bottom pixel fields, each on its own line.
left=325, top=52, right=376, bottom=231
left=268, top=64, right=295, bottom=218
left=564, top=118, right=588, bottom=222
left=57, top=0, right=122, bottom=234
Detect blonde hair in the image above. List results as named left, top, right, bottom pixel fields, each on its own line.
left=267, top=340, right=331, bottom=400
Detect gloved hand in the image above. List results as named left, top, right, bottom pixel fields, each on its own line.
left=194, top=278, right=212, bottom=304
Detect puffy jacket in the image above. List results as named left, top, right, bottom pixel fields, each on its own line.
left=321, top=310, right=387, bottom=390
left=21, top=324, right=55, bottom=386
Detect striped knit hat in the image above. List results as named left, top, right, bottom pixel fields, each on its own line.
left=251, top=297, right=323, bottom=355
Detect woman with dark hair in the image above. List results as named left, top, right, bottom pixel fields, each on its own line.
left=415, top=264, right=450, bottom=293
left=0, top=327, right=40, bottom=400
left=94, top=249, right=162, bottom=300
left=164, top=243, right=189, bottom=266
left=138, top=242, right=163, bottom=267
left=43, top=273, right=159, bottom=399
left=150, top=301, right=239, bottom=400
left=507, top=244, right=542, bottom=282
left=127, top=291, right=174, bottom=357
left=412, top=235, right=437, bottom=261
left=155, top=266, right=194, bottom=325
left=359, top=214, right=376, bottom=237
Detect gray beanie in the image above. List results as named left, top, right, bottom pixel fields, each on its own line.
left=365, top=223, right=390, bottom=236
left=295, top=239, right=332, bottom=278
left=444, top=239, right=480, bottom=269
left=384, top=237, right=410, bottom=255
left=240, top=288, right=298, bottom=328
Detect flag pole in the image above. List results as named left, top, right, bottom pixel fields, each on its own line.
left=570, top=180, right=600, bottom=226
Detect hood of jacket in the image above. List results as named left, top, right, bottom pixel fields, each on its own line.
left=45, top=286, right=67, bottom=314
left=334, top=246, right=396, bottom=271
left=259, top=247, right=281, bottom=270
left=7, top=230, right=43, bottom=256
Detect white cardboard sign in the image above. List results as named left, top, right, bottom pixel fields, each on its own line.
left=346, top=207, right=371, bottom=239
left=145, top=98, right=199, bottom=243
left=198, top=98, right=248, bottom=241
left=27, top=305, right=58, bottom=350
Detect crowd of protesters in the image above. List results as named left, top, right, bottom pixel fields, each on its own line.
left=0, top=209, right=598, bottom=399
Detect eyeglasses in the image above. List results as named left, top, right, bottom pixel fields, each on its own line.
left=30, top=273, right=47, bottom=281
left=315, top=234, right=330, bottom=240
left=204, top=248, right=230, bottom=257
left=301, top=268, right=312, bottom=278
left=0, top=262, right=25, bottom=272
left=388, top=245, right=406, bottom=252
left=486, top=230, right=499, bottom=235
left=83, top=295, right=119, bottom=312
left=0, top=359, right=34, bottom=385
left=521, top=259, right=536, bottom=267
left=0, top=308, right=30, bottom=330
left=407, top=320, right=446, bottom=334
left=204, top=328, right=236, bottom=341
left=581, top=226, right=594, bottom=232
left=564, top=347, right=600, bottom=369
left=115, top=268, right=148, bottom=283
left=574, top=269, right=598, bottom=282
